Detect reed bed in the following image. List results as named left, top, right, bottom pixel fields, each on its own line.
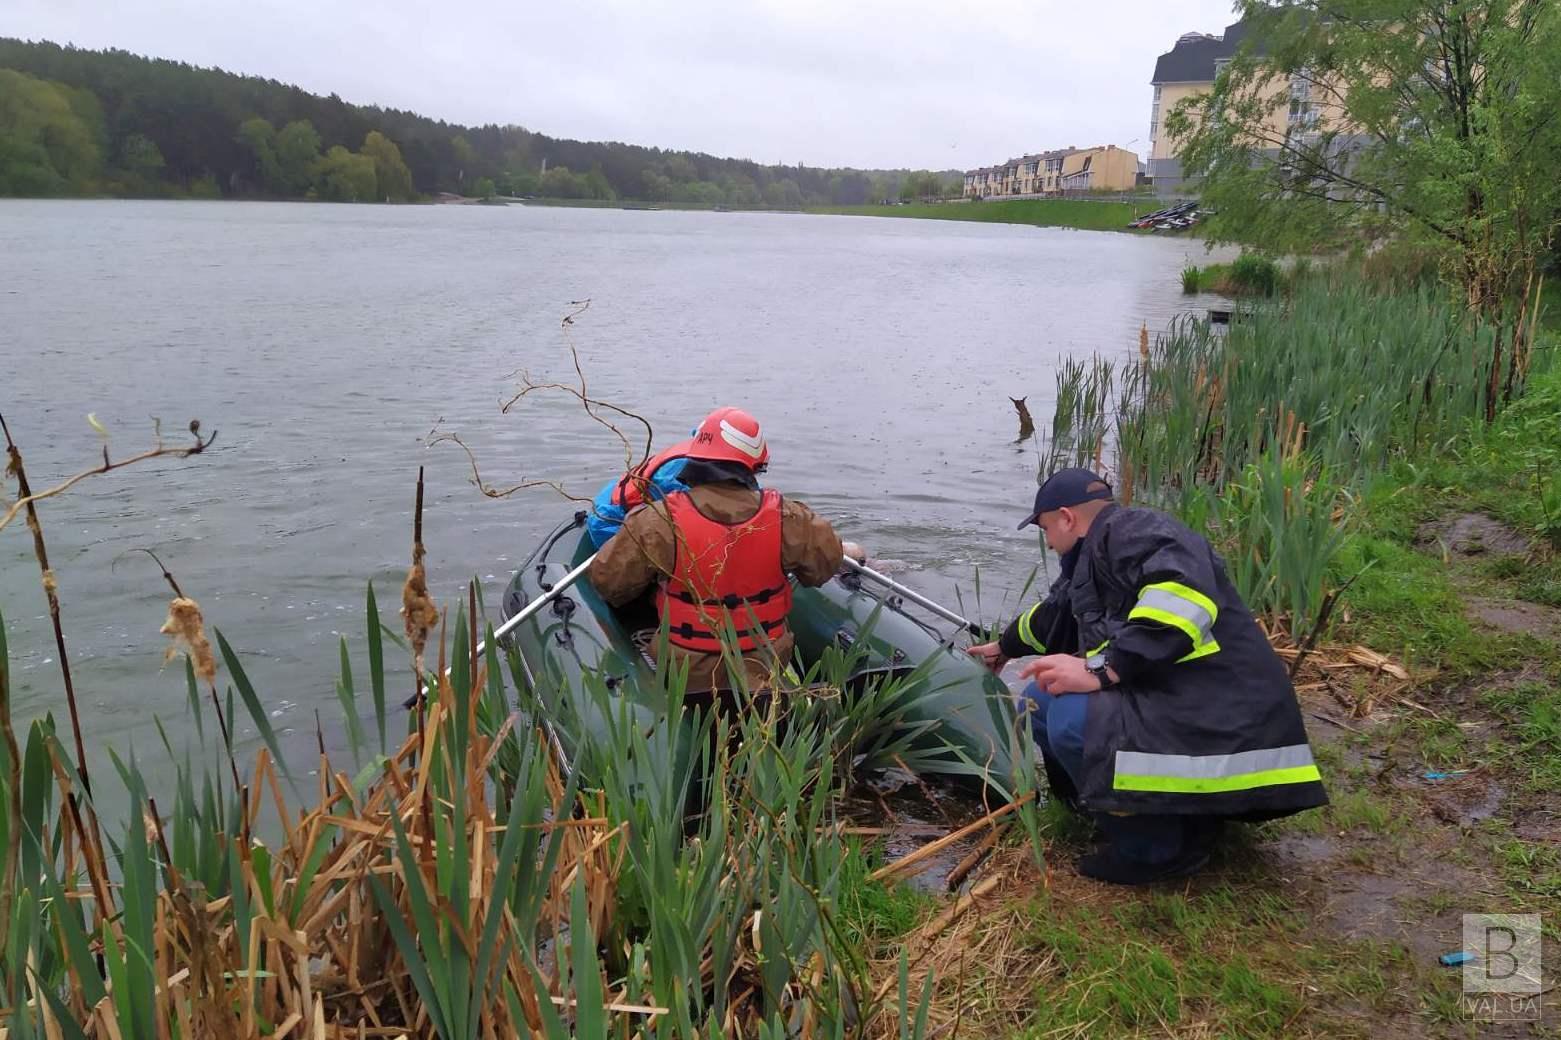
left=0, top=569, right=1036, bottom=1039
left=1038, top=274, right=1547, bottom=641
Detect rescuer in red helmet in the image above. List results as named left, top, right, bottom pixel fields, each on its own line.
left=589, top=407, right=864, bottom=695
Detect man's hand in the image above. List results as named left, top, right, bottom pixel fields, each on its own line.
left=966, top=641, right=1009, bottom=674
left=1017, top=654, right=1101, bottom=695
left=840, top=540, right=868, bottom=565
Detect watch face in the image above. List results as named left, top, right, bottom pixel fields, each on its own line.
left=1086, top=653, right=1106, bottom=670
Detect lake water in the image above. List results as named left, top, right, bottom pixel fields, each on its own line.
left=1, top=199, right=1228, bottom=784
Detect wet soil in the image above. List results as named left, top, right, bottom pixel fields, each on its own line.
left=1416, top=513, right=1533, bottom=558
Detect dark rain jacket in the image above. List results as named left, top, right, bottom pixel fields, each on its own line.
left=999, top=505, right=1328, bottom=818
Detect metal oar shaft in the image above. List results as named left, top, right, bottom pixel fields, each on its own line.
left=455, top=552, right=599, bottom=675
left=839, top=556, right=982, bottom=637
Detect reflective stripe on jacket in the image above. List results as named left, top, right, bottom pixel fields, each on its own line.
left=1008, top=505, right=1328, bottom=819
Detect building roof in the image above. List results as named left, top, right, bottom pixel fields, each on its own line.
left=1151, top=20, right=1250, bottom=83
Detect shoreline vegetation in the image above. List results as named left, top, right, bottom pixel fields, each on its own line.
left=0, top=38, right=1172, bottom=238
left=0, top=39, right=966, bottom=210
left=8, top=0, right=1561, bottom=1032
left=4, top=257, right=1560, bottom=1036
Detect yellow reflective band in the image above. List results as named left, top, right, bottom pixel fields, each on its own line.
left=1113, top=764, right=1322, bottom=794
left=1176, top=640, right=1221, bottom=663
left=1127, top=604, right=1204, bottom=646
left=1088, top=640, right=1110, bottom=656
left=1141, top=580, right=1218, bottom=625
left=1017, top=603, right=1047, bottom=654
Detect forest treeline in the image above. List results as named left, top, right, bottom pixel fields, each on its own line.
left=0, top=38, right=959, bottom=204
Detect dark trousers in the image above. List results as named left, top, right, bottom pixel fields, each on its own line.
left=1021, top=684, right=1218, bottom=866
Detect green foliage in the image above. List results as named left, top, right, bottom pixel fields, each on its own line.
left=274, top=118, right=321, bottom=195
left=0, top=584, right=962, bottom=1036
left=811, top=197, right=1164, bottom=232
left=1181, top=264, right=1201, bottom=293
left=1187, top=254, right=1284, bottom=297
left=1229, top=254, right=1278, bottom=296
left=0, top=67, right=101, bottom=194
left=469, top=175, right=496, bottom=199
left=835, top=840, right=932, bottom=947
left=236, top=116, right=281, bottom=192
left=111, top=132, right=163, bottom=194
left=897, top=170, right=952, bottom=202
left=1169, top=0, right=1561, bottom=311
left=314, top=143, right=377, bottom=201
left=1039, top=274, right=1530, bottom=640
left=1019, top=892, right=1304, bottom=1037
left=361, top=129, right=413, bottom=200
left=0, top=38, right=972, bottom=205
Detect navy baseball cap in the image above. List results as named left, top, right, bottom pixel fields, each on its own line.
left=1017, top=467, right=1114, bottom=529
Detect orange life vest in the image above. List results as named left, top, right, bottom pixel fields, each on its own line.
left=654, top=489, right=792, bottom=653
left=611, top=442, right=691, bottom=514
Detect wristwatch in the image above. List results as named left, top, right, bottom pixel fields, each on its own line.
left=1085, top=651, right=1115, bottom=688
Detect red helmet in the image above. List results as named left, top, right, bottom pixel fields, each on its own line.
left=685, top=407, right=768, bottom=470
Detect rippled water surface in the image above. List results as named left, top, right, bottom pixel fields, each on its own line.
left=2, top=199, right=1227, bottom=780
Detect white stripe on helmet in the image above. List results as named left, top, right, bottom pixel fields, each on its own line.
left=719, top=419, right=765, bottom=459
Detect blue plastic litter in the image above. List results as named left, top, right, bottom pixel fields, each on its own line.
left=1440, top=950, right=1476, bottom=966
left=1422, top=770, right=1468, bottom=781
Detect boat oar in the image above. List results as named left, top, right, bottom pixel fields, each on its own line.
left=839, top=556, right=984, bottom=639
left=402, top=552, right=598, bottom=709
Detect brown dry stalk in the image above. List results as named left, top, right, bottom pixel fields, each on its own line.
left=401, top=468, right=438, bottom=689
left=0, top=587, right=18, bottom=958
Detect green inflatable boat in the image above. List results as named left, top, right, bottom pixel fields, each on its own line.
left=498, top=514, right=1023, bottom=791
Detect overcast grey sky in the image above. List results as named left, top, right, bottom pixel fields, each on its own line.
left=8, top=0, right=1238, bottom=170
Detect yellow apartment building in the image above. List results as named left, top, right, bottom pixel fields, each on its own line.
left=963, top=145, right=1139, bottom=198
left=1149, top=20, right=1347, bottom=195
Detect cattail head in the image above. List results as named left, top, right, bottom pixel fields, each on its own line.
left=160, top=595, right=217, bottom=685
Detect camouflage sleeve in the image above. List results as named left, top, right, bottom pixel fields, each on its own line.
left=779, top=497, right=845, bottom=587
left=588, top=505, right=675, bottom=607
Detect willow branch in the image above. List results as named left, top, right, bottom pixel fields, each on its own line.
left=0, top=419, right=216, bottom=534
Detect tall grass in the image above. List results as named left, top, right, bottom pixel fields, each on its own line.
left=1041, top=273, right=1543, bottom=640
left=0, top=574, right=1029, bottom=1037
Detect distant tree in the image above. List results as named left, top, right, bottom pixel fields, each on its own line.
left=541, top=164, right=587, bottom=198
left=723, top=174, right=761, bottom=206
left=898, top=170, right=947, bottom=202
left=662, top=154, right=698, bottom=182
left=361, top=130, right=413, bottom=200
left=763, top=178, right=802, bottom=208
left=470, top=175, right=496, bottom=199
left=275, top=119, right=322, bottom=195
left=114, top=133, right=165, bottom=194
left=450, top=134, right=478, bottom=188
left=314, top=145, right=377, bottom=201
left=0, top=39, right=995, bottom=207
left=497, top=167, right=539, bottom=196
left=583, top=165, right=615, bottom=201
left=236, top=117, right=281, bottom=193
left=0, top=68, right=100, bottom=194
left=641, top=169, right=672, bottom=201
left=828, top=171, right=871, bottom=205
left=1169, top=0, right=1561, bottom=317
left=187, top=173, right=222, bottom=199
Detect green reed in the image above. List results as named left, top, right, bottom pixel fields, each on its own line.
left=0, top=570, right=1026, bottom=1037
left=1041, top=273, right=1543, bottom=639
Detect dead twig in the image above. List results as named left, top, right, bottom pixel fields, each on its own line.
left=0, top=416, right=215, bottom=534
